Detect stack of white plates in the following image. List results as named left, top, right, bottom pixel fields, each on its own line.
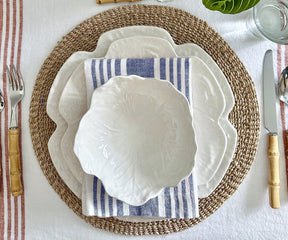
left=46, top=26, right=237, bottom=203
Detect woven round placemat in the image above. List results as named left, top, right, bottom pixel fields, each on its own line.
left=29, top=4, right=260, bottom=235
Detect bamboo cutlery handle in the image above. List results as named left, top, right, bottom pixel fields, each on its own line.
left=268, top=135, right=280, bottom=209
left=8, top=128, right=23, bottom=197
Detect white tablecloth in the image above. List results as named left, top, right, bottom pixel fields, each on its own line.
left=2, top=0, right=288, bottom=239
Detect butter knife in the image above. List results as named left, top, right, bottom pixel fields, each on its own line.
left=263, top=49, right=280, bottom=209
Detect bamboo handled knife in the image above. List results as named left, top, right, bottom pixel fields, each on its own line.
left=263, top=49, right=280, bottom=209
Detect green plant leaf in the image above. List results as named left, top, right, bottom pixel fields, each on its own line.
left=203, top=0, right=261, bottom=14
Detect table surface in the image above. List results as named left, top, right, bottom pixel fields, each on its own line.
left=1, top=0, right=288, bottom=239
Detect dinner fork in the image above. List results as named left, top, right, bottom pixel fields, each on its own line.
left=6, top=65, right=24, bottom=197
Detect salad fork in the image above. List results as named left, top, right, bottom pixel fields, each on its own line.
left=6, top=65, right=24, bottom=197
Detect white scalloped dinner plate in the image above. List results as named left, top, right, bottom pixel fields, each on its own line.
left=47, top=26, right=237, bottom=199
left=59, top=40, right=227, bottom=196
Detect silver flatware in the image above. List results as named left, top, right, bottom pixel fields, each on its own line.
left=6, top=65, right=24, bottom=197
left=263, top=49, right=280, bottom=209
left=278, top=66, right=288, bottom=104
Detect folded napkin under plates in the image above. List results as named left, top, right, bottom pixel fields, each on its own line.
left=81, top=57, right=199, bottom=218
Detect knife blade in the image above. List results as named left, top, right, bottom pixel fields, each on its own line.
left=263, top=49, right=280, bottom=209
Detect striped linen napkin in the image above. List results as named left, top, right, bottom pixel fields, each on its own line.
left=82, top=58, right=199, bottom=218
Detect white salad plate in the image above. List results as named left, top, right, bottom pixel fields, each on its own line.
left=47, top=26, right=237, bottom=199
left=74, top=75, right=197, bottom=206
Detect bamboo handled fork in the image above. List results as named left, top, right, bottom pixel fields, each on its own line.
left=6, top=65, right=24, bottom=197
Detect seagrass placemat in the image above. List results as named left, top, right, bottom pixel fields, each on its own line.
left=29, top=4, right=260, bottom=235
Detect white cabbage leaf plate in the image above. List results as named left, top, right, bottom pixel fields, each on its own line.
left=74, top=75, right=197, bottom=206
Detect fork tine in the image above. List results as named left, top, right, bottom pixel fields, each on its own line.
left=14, top=65, right=24, bottom=90
left=11, top=65, right=19, bottom=90
left=6, top=65, right=14, bottom=90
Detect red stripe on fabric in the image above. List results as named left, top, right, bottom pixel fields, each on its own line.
left=3, top=0, right=12, bottom=239
left=0, top=116, right=4, bottom=239
left=10, top=0, right=16, bottom=64
left=17, top=0, right=25, bottom=239
left=277, top=45, right=282, bottom=80
left=11, top=0, right=19, bottom=239
left=0, top=2, right=5, bottom=235
left=285, top=45, right=288, bottom=65
left=11, top=0, right=22, bottom=240
left=279, top=44, right=288, bottom=189
left=3, top=78, right=11, bottom=240
left=284, top=45, right=288, bottom=189
left=0, top=0, right=3, bottom=57
left=17, top=0, right=23, bottom=66
left=14, top=198, right=18, bottom=240
left=0, top=0, right=5, bottom=237
left=280, top=99, right=287, bottom=186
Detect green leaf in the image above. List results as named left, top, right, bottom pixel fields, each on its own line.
left=203, top=0, right=261, bottom=14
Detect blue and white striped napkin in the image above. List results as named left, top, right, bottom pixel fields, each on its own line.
left=82, top=58, right=199, bottom=219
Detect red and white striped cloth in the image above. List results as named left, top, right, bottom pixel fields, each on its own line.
left=0, top=0, right=25, bottom=239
